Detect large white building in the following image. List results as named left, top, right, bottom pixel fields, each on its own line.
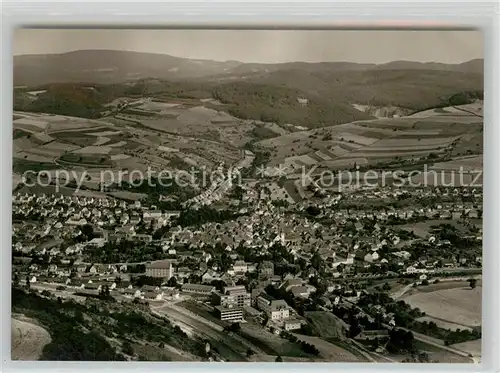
left=256, top=293, right=290, bottom=321
left=145, top=260, right=174, bottom=279
left=214, top=305, right=244, bottom=322
left=212, top=285, right=251, bottom=308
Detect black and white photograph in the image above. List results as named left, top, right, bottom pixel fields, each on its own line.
left=11, top=29, right=483, bottom=363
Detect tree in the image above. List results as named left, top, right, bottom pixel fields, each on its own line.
left=224, top=323, right=241, bottom=333
left=99, top=285, right=111, bottom=299
left=275, top=355, right=283, bottom=362
left=387, top=328, right=415, bottom=353
left=311, top=251, right=322, bottom=271
left=468, top=278, right=477, bottom=290
left=348, top=311, right=362, bottom=338
left=25, top=276, right=31, bottom=291
left=81, top=224, right=95, bottom=241
left=167, top=276, right=178, bottom=287
left=418, top=352, right=430, bottom=362
left=122, top=341, right=134, bottom=356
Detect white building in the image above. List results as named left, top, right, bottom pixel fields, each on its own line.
left=256, top=294, right=290, bottom=321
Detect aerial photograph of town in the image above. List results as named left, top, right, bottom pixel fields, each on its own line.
left=11, top=29, right=483, bottom=364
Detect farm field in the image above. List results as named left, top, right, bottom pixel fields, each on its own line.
left=450, top=339, right=482, bottom=357
left=13, top=104, right=254, bottom=182
left=257, top=110, right=483, bottom=172
left=408, top=102, right=483, bottom=119
left=413, top=341, right=474, bottom=363
left=430, top=155, right=483, bottom=172
left=402, top=286, right=482, bottom=328
left=406, top=280, right=482, bottom=294
left=417, top=316, right=473, bottom=332
left=131, top=342, right=200, bottom=361
left=115, top=100, right=270, bottom=148
left=15, top=184, right=108, bottom=198
left=240, top=322, right=312, bottom=358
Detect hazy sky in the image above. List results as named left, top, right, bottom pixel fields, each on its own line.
left=14, top=29, right=483, bottom=64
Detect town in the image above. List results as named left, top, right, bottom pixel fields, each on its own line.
left=12, top=172, right=483, bottom=363
left=11, top=29, right=484, bottom=364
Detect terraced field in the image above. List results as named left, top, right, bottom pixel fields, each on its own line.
left=257, top=104, right=483, bottom=174
left=12, top=106, right=247, bottom=175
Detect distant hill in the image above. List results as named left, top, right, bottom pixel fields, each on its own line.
left=14, top=49, right=484, bottom=86
left=14, top=50, right=242, bottom=86
left=370, top=59, right=483, bottom=74
left=13, top=50, right=484, bottom=128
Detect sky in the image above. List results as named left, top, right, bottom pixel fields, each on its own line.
left=13, top=29, right=483, bottom=64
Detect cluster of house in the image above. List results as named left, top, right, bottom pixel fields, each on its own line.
left=19, top=253, right=305, bottom=331
left=13, top=192, right=482, bottom=304
left=183, top=155, right=254, bottom=209
left=156, top=199, right=481, bottom=281
left=13, top=181, right=483, bottom=315
left=13, top=192, right=180, bottom=230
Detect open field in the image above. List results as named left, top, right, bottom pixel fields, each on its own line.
left=292, top=333, right=362, bottom=362
left=430, top=155, right=483, bottom=172
left=406, top=280, right=482, bottom=294
left=72, top=146, right=112, bottom=155
left=15, top=184, right=108, bottom=198
left=257, top=112, right=482, bottom=172
left=240, top=322, right=311, bottom=358
left=11, top=315, right=52, bottom=360
left=413, top=340, right=474, bottom=363
left=451, top=339, right=482, bottom=357
left=417, top=316, right=473, bottom=332
left=403, top=286, right=482, bottom=328
left=304, top=311, right=348, bottom=340
left=93, top=137, right=110, bottom=146
left=12, top=105, right=250, bottom=179
left=57, top=153, right=113, bottom=167
left=12, top=158, right=60, bottom=174
left=408, top=102, right=483, bottom=119
left=13, top=112, right=109, bottom=134
left=115, top=101, right=258, bottom=147
left=131, top=342, right=200, bottom=361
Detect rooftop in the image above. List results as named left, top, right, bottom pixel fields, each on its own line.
left=181, top=283, right=215, bottom=292
left=146, top=260, right=174, bottom=269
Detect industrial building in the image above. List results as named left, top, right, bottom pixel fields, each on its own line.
left=214, top=305, right=244, bottom=322
left=211, top=285, right=251, bottom=308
